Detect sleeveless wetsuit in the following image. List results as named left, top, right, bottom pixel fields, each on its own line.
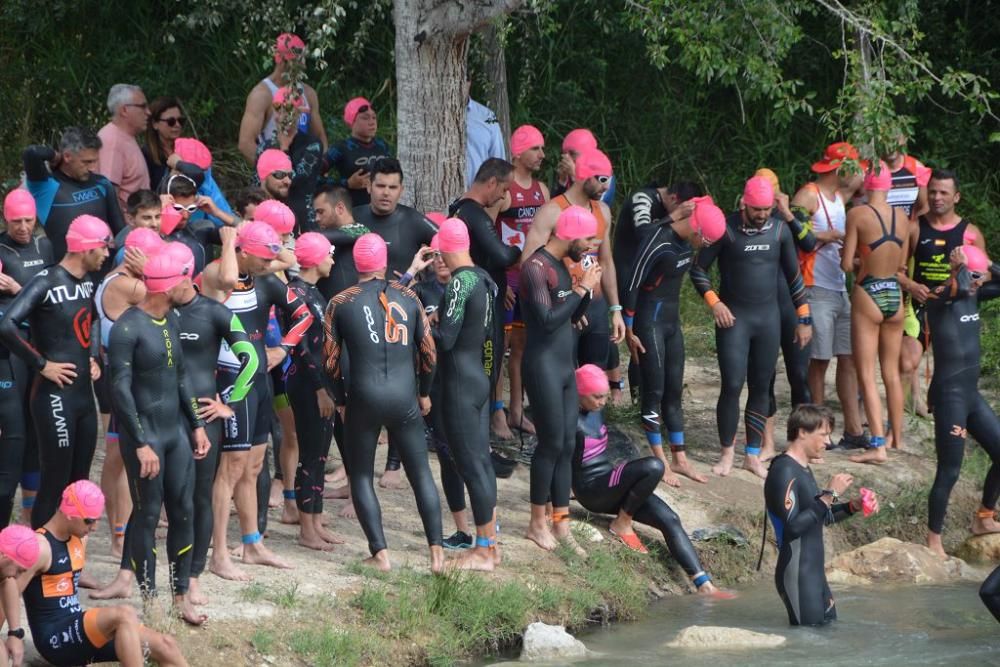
left=324, top=278, right=442, bottom=554
left=0, top=265, right=99, bottom=528
left=910, top=216, right=970, bottom=347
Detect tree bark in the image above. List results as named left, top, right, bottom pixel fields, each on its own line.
left=480, top=20, right=511, bottom=157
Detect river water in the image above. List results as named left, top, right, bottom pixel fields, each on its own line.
left=515, top=583, right=999, bottom=666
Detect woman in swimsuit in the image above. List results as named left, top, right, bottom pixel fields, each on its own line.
left=841, top=161, right=910, bottom=464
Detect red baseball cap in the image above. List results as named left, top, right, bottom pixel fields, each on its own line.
left=811, top=142, right=859, bottom=173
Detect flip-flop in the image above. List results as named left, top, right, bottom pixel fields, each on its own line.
left=609, top=527, right=648, bottom=554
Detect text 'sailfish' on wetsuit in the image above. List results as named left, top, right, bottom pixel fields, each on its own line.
left=520, top=249, right=591, bottom=507
left=0, top=266, right=99, bottom=529
left=572, top=410, right=707, bottom=578
left=22, top=146, right=126, bottom=262
left=287, top=276, right=336, bottom=515
left=352, top=204, right=438, bottom=276
left=765, top=453, right=854, bottom=625
left=317, top=222, right=370, bottom=300
left=924, top=268, right=1000, bottom=534
left=435, top=266, right=498, bottom=526
left=24, top=530, right=116, bottom=665
left=690, top=214, right=809, bottom=455
left=109, top=308, right=205, bottom=596
left=323, top=279, right=442, bottom=554
left=0, top=232, right=53, bottom=523
left=172, top=293, right=257, bottom=578
left=622, top=224, right=693, bottom=451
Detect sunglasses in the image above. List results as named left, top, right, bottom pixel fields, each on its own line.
left=124, top=102, right=148, bottom=110
left=269, top=170, right=292, bottom=180
left=158, top=116, right=187, bottom=127
left=83, top=518, right=97, bottom=525
left=594, top=175, right=612, bottom=185
left=172, top=203, right=199, bottom=214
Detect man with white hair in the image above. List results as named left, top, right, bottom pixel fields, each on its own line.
left=98, top=84, right=151, bottom=213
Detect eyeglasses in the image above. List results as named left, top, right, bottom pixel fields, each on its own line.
left=594, top=175, right=612, bottom=185
left=158, top=116, right=187, bottom=127
left=172, top=203, right=199, bottom=214
left=269, top=170, right=292, bottom=180
left=124, top=102, right=148, bottom=110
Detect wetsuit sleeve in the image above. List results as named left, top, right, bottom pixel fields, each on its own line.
left=764, top=462, right=831, bottom=541
left=268, top=277, right=313, bottom=352
left=622, top=227, right=664, bottom=317
left=323, top=298, right=346, bottom=404
left=414, top=296, right=437, bottom=397
left=323, top=142, right=346, bottom=182
left=779, top=224, right=809, bottom=312
left=690, top=239, right=723, bottom=305
left=172, top=321, right=206, bottom=430
left=786, top=209, right=818, bottom=253
left=631, top=190, right=657, bottom=232
left=0, top=275, right=48, bottom=370
left=520, top=257, right=587, bottom=334
left=977, top=280, right=1000, bottom=303
left=289, top=284, right=327, bottom=391
left=219, top=311, right=258, bottom=403
left=460, top=207, right=520, bottom=271
left=108, top=318, right=146, bottom=445
left=22, top=145, right=55, bottom=182
left=321, top=226, right=366, bottom=246
left=435, top=274, right=471, bottom=352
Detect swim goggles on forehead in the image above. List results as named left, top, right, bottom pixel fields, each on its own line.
left=241, top=239, right=284, bottom=255
left=167, top=173, right=198, bottom=192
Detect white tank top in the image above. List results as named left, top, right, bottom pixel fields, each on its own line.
left=810, top=186, right=848, bottom=291
left=257, top=78, right=312, bottom=148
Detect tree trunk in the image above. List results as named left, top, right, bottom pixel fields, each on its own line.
left=480, top=20, right=511, bottom=157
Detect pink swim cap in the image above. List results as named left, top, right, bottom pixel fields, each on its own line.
left=273, top=86, right=305, bottom=110
left=689, top=196, right=727, bottom=244
left=574, top=148, right=613, bottom=182
left=438, top=218, right=470, bottom=253
left=864, top=161, right=892, bottom=192
left=343, top=97, right=373, bottom=127
left=353, top=233, right=387, bottom=273
left=60, top=480, right=105, bottom=520
left=256, top=149, right=293, bottom=183
left=254, top=199, right=296, bottom=235
left=963, top=244, right=990, bottom=274
left=0, top=525, right=39, bottom=570
left=554, top=205, right=598, bottom=241
left=425, top=211, right=447, bottom=226
left=162, top=241, right=195, bottom=269
left=274, top=33, right=305, bottom=64
left=4, top=189, right=36, bottom=221
left=295, top=232, right=333, bottom=268
left=511, top=125, right=545, bottom=157
left=237, top=221, right=282, bottom=259
left=576, top=363, right=610, bottom=396
left=144, top=249, right=194, bottom=293
left=430, top=234, right=441, bottom=252
left=743, top=176, right=775, bottom=208
left=562, top=128, right=598, bottom=154
left=124, top=227, right=165, bottom=257
left=159, top=205, right=183, bottom=236
left=915, top=163, right=932, bottom=188
left=174, top=138, right=212, bottom=171
left=65, top=215, right=112, bottom=252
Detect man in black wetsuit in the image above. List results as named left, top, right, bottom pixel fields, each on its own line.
left=432, top=219, right=501, bottom=571
left=323, top=233, right=444, bottom=573
left=922, top=246, right=1000, bottom=558
left=313, top=183, right=370, bottom=300
left=520, top=206, right=601, bottom=553
left=23, top=127, right=126, bottom=263
left=352, top=158, right=439, bottom=488
left=323, top=96, right=393, bottom=208
left=690, top=176, right=812, bottom=478
left=0, top=190, right=53, bottom=526
left=765, top=404, right=876, bottom=626
left=0, top=215, right=111, bottom=530
left=106, top=249, right=211, bottom=625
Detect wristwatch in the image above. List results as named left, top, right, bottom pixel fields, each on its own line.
left=798, top=316, right=813, bottom=326
left=7, top=628, right=24, bottom=639
left=818, top=488, right=839, bottom=502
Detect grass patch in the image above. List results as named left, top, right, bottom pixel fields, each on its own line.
left=250, top=629, right=275, bottom=654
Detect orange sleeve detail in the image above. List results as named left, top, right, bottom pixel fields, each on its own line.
left=704, top=291, right=721, bottom=308
left=796, top=304, right=811, bottom=317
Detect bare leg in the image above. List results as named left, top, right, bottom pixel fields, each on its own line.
left=240, top=446, right=292, bottom=569
left=836, top=355, right=864, bottom=436
left=973, top=508, right=1000, bottom=536
left=879, top=315, right=906, bottom=450
left=208, top=451, right=251, bottom=581
left=741, top=453, right=768, bottom=479
left=525, top=503, right=557, bottom=550
left=669, top=449, right=707, bottom=483
left=760, top=417, right=777, bottom=462
left=650, top=446, right=681, bottom=487
left=927, top=530, right=948, bottom=558
left=808, top=358, right=831, bottom=406
left=90, top=569, right=134, bottom=600
left=850, top=290, right=890, bottom=464
left=713, top=446, right=736, bottom=477
left=277, top=405, right=300, bottom=524
left=507, top=328, right=535, bottom=433
left=187, top=576, right=208, bottom=606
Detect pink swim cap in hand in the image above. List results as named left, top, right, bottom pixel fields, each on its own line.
left=254, top=199, right=296, bottom=235
left=353, top=233, right=387, bottom=273
left=159, top=205, right=183, bottom=236
left=174, top=138, right=213, bottom=171
left=554, top=205, right=598, bottom=241
left=859, top=487, right=878, bottom=518
left=576, top=364, right=610, bottom=396
left=124, top=227, right=165, bottom=256
left=0, top=525, right=39, bottom=570
left=65, top=215, right=112, bottom=252
left=294, top=232, right=333, bottom=268
left=438, top=218, right=470, bottom=253
left=4, top=189, right=36, bottom=221
left=511, top=125, right=545, bottom=157
left=60, top=480, right=105, bottom=520
left=256, top=149, right=293, bottom=183
left=562, top=128, right=598, bottom=154
left=689, top=196, right=727, bottom=244
left=743, top=176, right=775, bottom=208
left=864, top=161, right=893, bottom=192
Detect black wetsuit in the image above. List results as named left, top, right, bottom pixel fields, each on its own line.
left=435, top=266, right=498, bottom=526
left=324, top=278, right=442, bottom=554
left=167, top=222, right=222, bottom=278
left=0, top=265, right=99, bottom=529
left=572, top=409, right=706, bottom=577
left=910, top=216, right=970, bottom=347
left=323, top=136, right=394, bottom=208
left=317, top=222, right=369, bottom=300
left=24, top=530, right=117, bottom=666
left=172, top=293, right=257, bottom=578
left=109, top=307, right=204, bottom=596
left=22, top=145, right=126, bottom=263
left=287, top=276, right=336, bottom=515
left=614, top=187, right=667, bottom=301
left=622, top=224, right=693, bottom=452
left=520, top=248, right=590, bottom=507
left=690, top=215, right=809, bottom=455
left=765, top=453, right=854, bottom=626
left=260, top=134, right=324, bottom=233
left=981, top=565, right=1000, bottom=623
left=924, top=268, right=1000, bottom=534
left=0, top=233, right=52, bottom=523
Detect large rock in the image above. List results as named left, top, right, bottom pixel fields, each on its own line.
left=666, top=625, right=786, bottom=649
left=827, top=537, right=978, bottom=584
left=955, top=533, right=1000, bottom=563
left=520, top=622, right=588, bottom=662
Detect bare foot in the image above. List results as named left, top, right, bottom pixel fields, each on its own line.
left=448, top=547, right=495, bottom=572
left=326, top=466, right=347, bottom=485
left=972, top=513, right=1000, bottom=536
left=176, top=595, right=208, bottom=626
left=525, top=522, right=558, bottom=551
left=927, top=532, right=948, bottom=559
left=318, top=526, right=347, bottom=544
left=90, top=570, right=134, bottom=600
left=323, top=484, right=350, bottom=500
left=339, top=501, right=357, bottom=519
left=298, top=536, right=335, bottom=551
left=671, top=455, right=708, bottom=484
left=660, top=469, right=682, bottom=488
left=698, top=583, right=737, bottom=600
left=209, top=555, right=251, bottom=582
left=712, top=448, right=735, bottom=477
left=187, top=578, right=208, bottom=606
left=429, top=545, right=445, bottom=575
left=229, top=544, right=243, bottom=559
left=78, top=570, right=101, bottom=590
left=491, top=409, right=515, bottom=440
left=849, top=448, right=888, bottom=465
left=379, top=469, right=404, bottom=489
left=742, top=455, right=768, bottom=480
left=362, top=550, right=392, bottom=572
left=508, top=412, right=536, bottom=435
left=242, top=543, right=293, bottom=569
left=280, top=501, right=300, bottom=525
left=268, top=479, right=283, bottom=508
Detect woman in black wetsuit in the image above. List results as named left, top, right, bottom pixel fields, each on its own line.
left=572, top=364, right=726, bottom=596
